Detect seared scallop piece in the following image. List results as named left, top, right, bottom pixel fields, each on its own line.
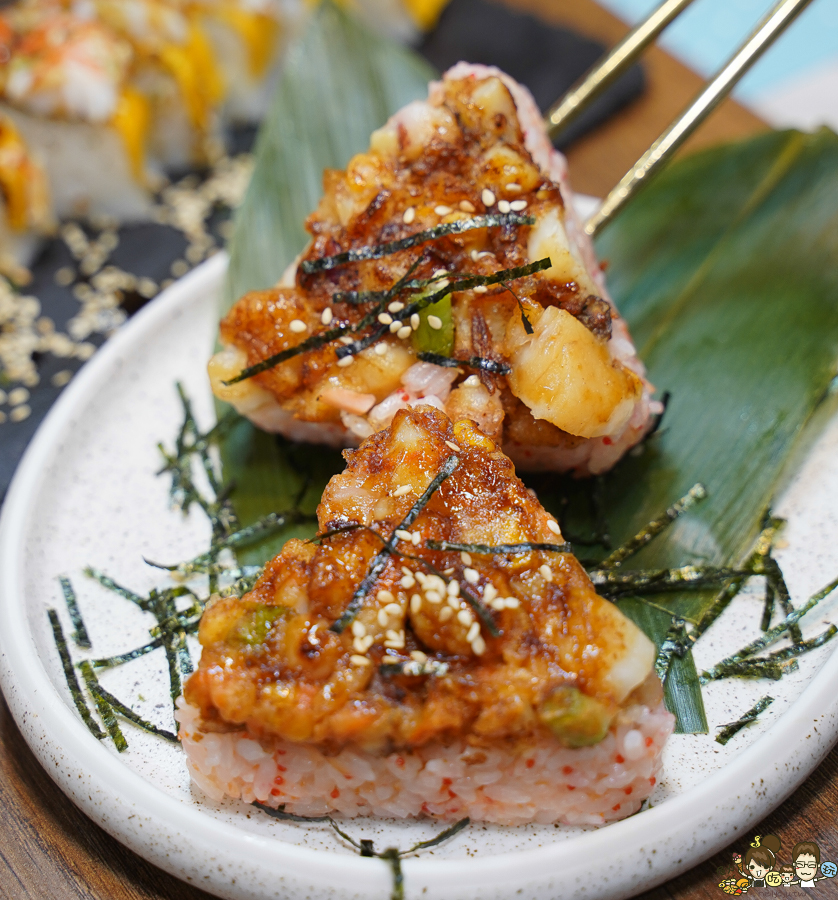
left=180, top=407, right=673, bottom=826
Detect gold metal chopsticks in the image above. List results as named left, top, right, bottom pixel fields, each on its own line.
left=577, top=0, right=816, bottom=238
left=545, top=0, right=698, bottom=141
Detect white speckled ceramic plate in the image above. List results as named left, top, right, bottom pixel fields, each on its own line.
left=1, top=249, right=838, bottom=900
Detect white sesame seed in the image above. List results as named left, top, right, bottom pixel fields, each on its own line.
left=337, top=356, right=353, bottom=367
left=339, top=335, right=355, bottom=344
left=428, top=575, right=446, bottom=591
left=374, top=342, right=388, bottom=356
left=385, top=629, right=402, bottom=641
left=350, top=654, right=372, bottom=666
left=434, top=205, right=452, bottom=216
left=10, top=405, right=30, bottom=422
left=445, top=440, right=460, bottom=452
left=482, top=189, right=496, bottom=207
left=378, top=609, right=390, bottom=626
left=387, top=301, right=403, bottom=313
left=415, top=572, right=428, bottom=586
left=464, top=568, right=479, bottom=584
left=385, top=603, right=402, bottom=616
left=410, top=313, right=420, bottom=330
left=320, top=307, right=333, bottom=325
left=433, top=268, right=449, bottom=277
left=411, top=531, right=421, bottom=546
left=539, top=564, right=553, bottom=582
left=401, top=566, right=413, bottom=577
left=425, top=589, right=442, bottom=604
left=410, top=650, right=427, bottom=662
left=510, top=199, right=528, bottom=212
left=439, top=606, right=453, bottom=622
left=483, top=583, right=498, bottom=602
left=362, top=634, right=375, bottom=650
left=353, top=638, right=367, bottom=653
left=410, top=594, right=422, bottom=613
left=447, top=580, right=460, bottom=597
left=436, top=278, right=450, bottom=289
left=547, top=519, right=561, bottom=535
left=457, top=609, right=473, bottom=626
left=289, top=318, right=307, bottom=333
left=9, top=387, right=29, bottom=406
left=444, top=567, right=455, bottom=575
left=401, top=574, right=416, bottom=589
left=505, top=597, right=520, bottom=609
left=459, top=200, right=476, bottom=213
left=397, top=325, right=412, bottom=340
left=505, top=183, right=521, bottom=192
left=466, top=622, right=480, bottom=643
left=460, top=551, right=472, bottom=566
left=427, top=315, right=443, bottom=330
left=447, top=594, right=460, bottom=610
left=473, top=285, right=488, bottom=294
left=497, top=200, right=511, bottom=214
left=464, top=375, right=480, bottom=386
left=393, top=484, right=412, bottom=497
left=377, top=590, right=395, bottom=604
left=395, top=529, right=413, bottom=541
left=490, top=598, right=505, bottom=610
left=472, top=635, right=486, bottom=655
left=378, top=313, right=393, bottom=325
left=389, top=320, right=402, bottom=333
left=351, top=621, right=366, bottom=637
left=403, top=207, right=416, bottom=224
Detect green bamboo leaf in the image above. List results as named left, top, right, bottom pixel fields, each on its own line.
left=223, top=1, right=436, bottom=312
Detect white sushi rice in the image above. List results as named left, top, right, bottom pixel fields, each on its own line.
left=177, top=696, right=673, bottom=826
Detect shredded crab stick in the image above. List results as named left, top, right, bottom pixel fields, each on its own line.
left=179, top=406, right=673, bottom=825
left=210, top=64, right=662, bottom=475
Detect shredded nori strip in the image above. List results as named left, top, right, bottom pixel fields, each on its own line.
left=760, top=580, right=775, bottom=632
left=331, top=455, right=460, bottom=634
left=701, top=658, right=797, bottom=683
left=701, top=573, right=838, bottom=681
left=762, top=625, right=838, bottom=661
left=92, top=637, right=164, bottom=669
left=417, top=352, right=511, bottom=375
left=403, top=817, right=470, bottom=853
left=689, top=577, right=745, bottom=644
left=84, top=567, right=149, bottom=610
left=589, top=565, right=745, bottom=598
left=427, top=539, right=571, bottom=555
left=84, top=680, right=179, bottom=743
left=79, top=661, right=128, bottom=752
left=48, top=609, right=105, bottom=740
left=715, top=696, right=774, bottom=745
left=253, top=802, right=331, bottom=823
left=655, top=617, right=690, bottom=684
left=59, top=575, right=90, bottom=649
left=300, top=214, right=535, bottom=273
left=599, top=483, right=707, bottom=569
left=380, top=659, right=450, bottom=677
left=227, top=257, right=551, bottom=382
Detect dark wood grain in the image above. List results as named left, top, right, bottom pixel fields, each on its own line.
left=0, top=3, right=831, bottom=899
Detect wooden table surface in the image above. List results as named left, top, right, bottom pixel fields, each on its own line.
left=2, top=2, right=836, bottom=899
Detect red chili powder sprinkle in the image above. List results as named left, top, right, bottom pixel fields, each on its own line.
left=331, top=787, right=340, bottom=798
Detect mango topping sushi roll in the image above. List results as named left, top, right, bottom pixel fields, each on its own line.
left=0, top=0, right=289, bottom=221
left=211, top=64, right=662, bottom=475
left=178, top=407, right=674, bottom=825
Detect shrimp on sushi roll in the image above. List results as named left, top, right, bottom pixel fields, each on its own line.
left=179, top=406, right=674, bottom=825
left=210, top=64, right=662, bottom=475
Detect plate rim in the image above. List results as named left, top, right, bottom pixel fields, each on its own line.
left=1, top=252, right=837, bottom=899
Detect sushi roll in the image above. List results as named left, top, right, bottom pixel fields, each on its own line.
left=210, top=64, right=662, bottom=475
left=0, top=0, right=290, bottom=221
left=179, top=406, right=674, bottom=825
left=0, top=109, right=53, bottom=280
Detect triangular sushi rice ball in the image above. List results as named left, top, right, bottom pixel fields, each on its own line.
left=210, top=63, right=661, bottom=476
left=180, top=407, right=673, bottom=826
